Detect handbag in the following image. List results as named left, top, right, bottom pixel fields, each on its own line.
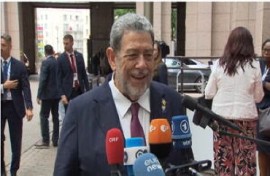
left=258, top=107, right=270, bottom=137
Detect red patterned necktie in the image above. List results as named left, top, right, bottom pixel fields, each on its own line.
left=70, top=54, right=76, bottom=73
left=70, top=54, right=79, bottom=89
left=130, top=103, right=145, bottom=139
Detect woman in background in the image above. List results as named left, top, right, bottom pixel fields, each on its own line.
left=204, top=27, right=264, bottom=175
left=256, top=38, right=270, bottom=176
left=152, top=40, right=168, bottom=85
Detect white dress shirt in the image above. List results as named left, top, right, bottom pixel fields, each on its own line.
left=205, top=59, right=264, bottom=120
left=109, top=74, right=151, bottom=146
left=1, top=57, right=12, bottom=100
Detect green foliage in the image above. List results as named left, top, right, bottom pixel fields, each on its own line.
left=114, top=9, right=136, bottom=20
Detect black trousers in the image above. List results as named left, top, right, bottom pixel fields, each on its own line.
left=64, top=88, right=82, bottom=112
left=39, top=99, right=60, bottom=144
left=1, top=101, right=23, bottom=173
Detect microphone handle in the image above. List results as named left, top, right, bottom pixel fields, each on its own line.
left=189, top=167, right=204, bottom=176
left=219, top=130, right=270, bottom=146
left=197, top=103, right=243, bottom=133
left=110, top=171, right=121, bottom=176
left=110, top=165, right=122, bottom=176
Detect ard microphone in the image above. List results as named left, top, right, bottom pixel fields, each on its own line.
left=171, top=115, right=192, bottom=149
left=106, top=128, right=124, bottom=176
left=133, top=153, right=165, bottom=176
left=182, top=95, right=243, bottom=133
left=149, top=119, right=172, bottom=160
left=124, top=137, right=148, bottom=176
left=169, top=115, right=194, bottom=165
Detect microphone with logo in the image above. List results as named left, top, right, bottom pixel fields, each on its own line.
left=106, top=128, right=124, bottom=176
left=165, top=115, right=195, bottom=175
left=124, top=137, right=148, bottom=176
left=133, top=153, right=165, bottom=176
left=149, top=118, right=172, bottom=165
left=166, top=115, right=213, bottom=175
left=171, top=115, right=193, bottom=164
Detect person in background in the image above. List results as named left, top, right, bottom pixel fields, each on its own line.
left=35, top=44, right=60, bottom=148
left=256, top=38, right=270, bottom=176
left=152, top=40, right=168, bottom=85
left=204, top=27, right=264, bottom=175
left=53, top=52, right=65, bottom=121
left=53, top=13, right=189, bottom=176
left=57, top=34, right=89, bottom=113
left=1, top=34, right=33, bottom=176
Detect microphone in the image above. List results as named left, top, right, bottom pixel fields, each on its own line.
left=149, top=119, right=172, bottom=160
left=124, top=137, right=148, bottom=176
left=182, top=94, right=244, bottom=132
left=171, top=115, right=192, bottom=150
left=133, top=153, right=165, bottom=176
left=164, top=115, right=212, bottom=175
left=106, top=128, right=124, bottom=176
left=170, top=115, right=194, bottom=165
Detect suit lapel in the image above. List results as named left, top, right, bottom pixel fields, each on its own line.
left=94, top=82, right=172, bottom=134
left=9, top=57, right=15, bottom=80
left=150, top=82, right=167, bottom=120
left=150, top=82, right=171, bottom=120
left=63, top=53, right=73, bottom=72
left=94, top=83, right=122, bottom=134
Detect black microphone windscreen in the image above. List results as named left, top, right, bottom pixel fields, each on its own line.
left=182, top=95, right=198, bottom=111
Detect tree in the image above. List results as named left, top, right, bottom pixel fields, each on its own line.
left=114, top=9, right=136, bottom=20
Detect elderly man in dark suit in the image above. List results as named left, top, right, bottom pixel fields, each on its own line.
left=35, top=45, right=60, bottom=148
left=57, top=34, right=89, bottom=113
left=54, top=13, right=192, bottom=176
left=1, top=34, right=33, bottom=176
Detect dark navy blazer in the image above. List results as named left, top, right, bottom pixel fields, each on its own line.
left=53, top=80, right=191, bottom=176
left=37, top=56, right=60, bottom=100
left=257, top=59, right=270, bottom=109
left=57, top=51, right=89, bottom=98
left=1, top=57, right=32, bottom=117
left=153, top=62, right=168, bottom=85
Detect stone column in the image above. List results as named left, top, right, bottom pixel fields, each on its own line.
left=1, top=2, right=21, bottom=59
left=185, top=2, right=212, bottom=56
left=255, top=2, right=270, bottom=54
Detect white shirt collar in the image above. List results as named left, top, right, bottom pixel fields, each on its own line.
left=109, top=73, right=151, bottom=119
left=1, top=56, right=11, bottom=63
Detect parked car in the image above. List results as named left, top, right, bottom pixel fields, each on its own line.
left=162, top=57, right=211, bottom=93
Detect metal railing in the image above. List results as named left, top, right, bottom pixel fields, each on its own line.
left=164, top=56, right=220, bottom=93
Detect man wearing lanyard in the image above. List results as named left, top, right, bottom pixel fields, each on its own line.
left=57, top=34, right=89, bottom=113
left=1, top=34, right=33, bottom=176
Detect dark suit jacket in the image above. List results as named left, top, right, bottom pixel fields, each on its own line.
left=153, top=62, right=168, bottom=85
left=1, top=57, right=33, bottom=118
left=37, top=56, right=60, bottom=100
left=54, top=81, right=190, bottom=176
left=257, top=59, right=270, bottom=109
left=57, top=51, right=89, bottom=98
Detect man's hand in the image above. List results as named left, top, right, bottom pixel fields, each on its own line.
left=37, top=98, right=41, bottom=105
left=25, top=109, right=33, bottom=121
left=3, top=80, right=18, bottom=89
left=61, top=95, right=69, bottom=105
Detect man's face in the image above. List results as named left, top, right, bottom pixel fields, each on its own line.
left=108, top=31, right=154, bottom=101
left=1, top=38, right=11, bottom=59
left=63, top=38, right=73, bottom=53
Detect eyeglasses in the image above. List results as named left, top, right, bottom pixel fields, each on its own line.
left=263, top=48, right=270, bottom=52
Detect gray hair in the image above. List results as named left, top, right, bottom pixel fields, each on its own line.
left=109, top=13, right=154, bottom=52
left=1, top=33, right=12, bottom=43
